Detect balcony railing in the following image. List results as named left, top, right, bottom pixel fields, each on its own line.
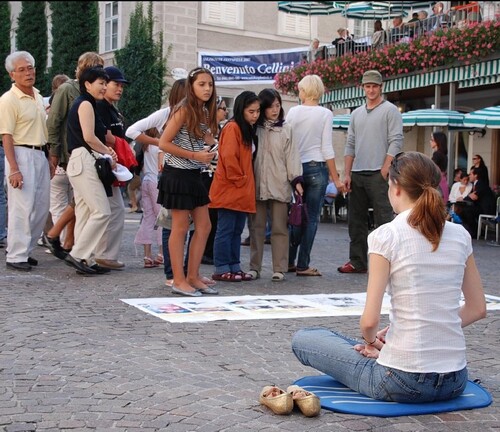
left=321, top=3, right=496, bottom=59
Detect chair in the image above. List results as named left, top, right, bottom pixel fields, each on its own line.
left=321, top=202, right=336, bottom=223
left=477, top=196, right=500, bottom=242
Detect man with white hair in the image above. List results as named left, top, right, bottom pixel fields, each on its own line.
left=0, top=51, right=51, bottom=271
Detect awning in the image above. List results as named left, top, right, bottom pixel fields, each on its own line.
left=321, top=58, right=500, bottom=109
left=332, top=114, right=351, bottom=129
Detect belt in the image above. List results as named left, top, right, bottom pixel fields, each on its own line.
left=304, top=161, right=326, bottom=166
left=17, top=144, right=46, bottom=151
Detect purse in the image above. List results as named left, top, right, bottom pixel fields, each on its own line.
left=93, top=156, right=116, bottom=197
left=288, top=192, right=308, bottom=227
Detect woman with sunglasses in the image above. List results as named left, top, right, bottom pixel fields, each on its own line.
left=471, top=154, right=489, bottom=186
left=292, top=151, right=486, bottom=403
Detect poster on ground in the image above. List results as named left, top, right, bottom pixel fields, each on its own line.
left=122, top=293, right=500, bottom=324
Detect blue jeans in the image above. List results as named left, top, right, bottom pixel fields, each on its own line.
left=0, top=146, right=6, bottom=240
left=292, top=328, right=468, bottom=403
left=213, top=209, right=246, bottom=274
left=162, top=228, right=192, bottom=279
left=289, top=162, right=328, bottom=270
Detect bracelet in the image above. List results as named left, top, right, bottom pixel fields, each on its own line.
left=9, top=171, right=20, bottom=177
left=362, top=335, right=378, bottom=345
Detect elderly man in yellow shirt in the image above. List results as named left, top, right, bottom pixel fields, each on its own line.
left=0, top=51, right=51, bottom=271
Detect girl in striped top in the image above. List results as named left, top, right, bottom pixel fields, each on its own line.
left=158, top=67, right=218, bottom=297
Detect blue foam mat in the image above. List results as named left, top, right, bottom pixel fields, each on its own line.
left=294, top=375, right=492, bottom=417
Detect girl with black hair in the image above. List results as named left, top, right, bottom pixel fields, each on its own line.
left=210, top=91, right=260, bottom=282
left=247, top=88, right=303, bottom=282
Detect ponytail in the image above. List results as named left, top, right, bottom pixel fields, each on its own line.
left=389, top=152, right=447, bottom=251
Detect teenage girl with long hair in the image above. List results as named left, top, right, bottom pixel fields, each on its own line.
left=158, top=68, right=218, bottom=297
left=210, top=91, right=260, bottom=282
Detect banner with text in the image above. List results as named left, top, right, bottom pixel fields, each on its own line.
left=199, top=47, right=308, bottom=85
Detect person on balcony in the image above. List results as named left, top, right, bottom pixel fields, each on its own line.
left=306, top=38, right=325, bottom=63
left=429, top=2, right=450, bottom=31
left=371, top=20, right=386, bottom=50
left=332, top=28, right=353, bottom=57
left=389, top=16, right=406, bottom=44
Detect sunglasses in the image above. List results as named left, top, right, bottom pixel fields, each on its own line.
left=390, top=152, right=404, bottom=175
left=218, top=106, right=227, bottom=111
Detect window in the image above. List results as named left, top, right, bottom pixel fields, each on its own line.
left=279, top=13, right=312, bottom=38
left=353, top=19, right=375, bottom=39
left=104, top=1, right=119, bottom=52
left=202, top=2, right=243, bottom=28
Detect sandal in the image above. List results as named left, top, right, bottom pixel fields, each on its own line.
left=271, top=272, right=285, bottom=282
left=144, top=257, right=158, bottom=268
left=248, top=270, right=260, bottom=280
left=153, top=253, right=164, bottom=265
left=296, top=267, right=322, bottom=277
left=212, top=272, right=242, bottom=282
left=234, top=270, right=253, bottom=281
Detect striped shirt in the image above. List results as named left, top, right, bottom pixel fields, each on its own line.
left=165, top=123, right=209, bottom=170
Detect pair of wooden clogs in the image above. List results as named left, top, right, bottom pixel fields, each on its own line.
left=259, top=385, right=321, bottom=417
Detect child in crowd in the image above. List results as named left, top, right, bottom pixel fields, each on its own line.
left=158, top=68, right=218, bottom=297
left=210, top=91, right=260, bottom=282
left=248, top=88, right=302, bottom=282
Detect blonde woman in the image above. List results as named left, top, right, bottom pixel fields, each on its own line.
left=285, top=75, right=343, bottom=277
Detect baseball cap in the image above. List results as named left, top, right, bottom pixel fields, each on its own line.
left=361, top=70, right=383, bottom=85
left=104, top=66, right=130, bottom=84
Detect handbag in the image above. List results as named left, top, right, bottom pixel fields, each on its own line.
left=93, top=156, right=116, bottom=197
left=288, top=192, right=308, bottom=227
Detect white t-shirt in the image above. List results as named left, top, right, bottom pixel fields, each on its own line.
left=285, top=105, right=335, bottom=163
left=368, top=209, right=472, bottom=373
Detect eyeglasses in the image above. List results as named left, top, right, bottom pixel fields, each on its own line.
left=390, top=152, right=404, bottom=175
left=189, top=67, right=210, bottom=78
left=218, top=106, right=227, bottom=111
left=472, top=157, right=479, bottom=160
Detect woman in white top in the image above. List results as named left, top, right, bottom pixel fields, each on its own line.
left=292, top=151, right=486, bottom=403
left=449, top=172, right=473, bottom=204
left=285, top=75, right=343, bottom=276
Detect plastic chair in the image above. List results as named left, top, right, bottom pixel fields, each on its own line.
left=477, top=196, right=500, bottom=242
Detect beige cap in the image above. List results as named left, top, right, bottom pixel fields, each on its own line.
left=361, top=70, right=383, bottom=85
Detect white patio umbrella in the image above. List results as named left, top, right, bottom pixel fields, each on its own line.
left=277, top=1, right=344, bottom=15
left=332, top=114, right=351, bottom=129
left=402, top=109, right=465, bottom=127
left=463, top=106, right=500, bottom=129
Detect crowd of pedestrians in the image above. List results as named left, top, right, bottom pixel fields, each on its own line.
left=0, top=50, right=493, bottom=306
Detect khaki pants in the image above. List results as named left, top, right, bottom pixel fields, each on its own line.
left=67, top=147, right=111, bottom=263
left=249, top=200, right=289, bottom=273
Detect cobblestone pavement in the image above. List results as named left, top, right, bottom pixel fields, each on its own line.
left=1, top=212, right=499, bottom=431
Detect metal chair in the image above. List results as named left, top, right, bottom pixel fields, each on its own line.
left=477, top=196, right=500, bottom=242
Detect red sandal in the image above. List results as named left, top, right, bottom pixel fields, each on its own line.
left=211, top=272, right=242, bottom=282
left=234, top=270, right=253, bottom=281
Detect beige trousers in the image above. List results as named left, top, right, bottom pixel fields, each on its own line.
left=67, top=147, right=111, bottom=263
left=249, top=200, right=289, bottom=273
left=95, top=186, right=125, bottom=261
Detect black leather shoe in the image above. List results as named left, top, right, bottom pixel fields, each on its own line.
left=64, top=254, right=96, bottom=274
left=88, top=264, right=111, bottom=274
left=27, top=257, right=38, bottom=266
left=44, top=234, right=68, bottom=260
left=6, top=261, right=32, bottom=271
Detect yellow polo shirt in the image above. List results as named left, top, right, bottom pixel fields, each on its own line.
left=0, top=84, right=48, bottom=145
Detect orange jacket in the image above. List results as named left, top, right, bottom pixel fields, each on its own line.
left=209, top=121, right=256, bottom=213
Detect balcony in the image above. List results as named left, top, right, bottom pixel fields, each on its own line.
left=275, top=3, right=500, bottom=103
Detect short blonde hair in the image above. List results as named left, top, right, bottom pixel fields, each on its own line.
left=298, top=75, right=324, bottom=101
left=75, top=52, right=104, bottom=79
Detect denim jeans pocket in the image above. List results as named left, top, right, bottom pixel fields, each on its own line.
left=374, top=367, right=421, bottom=402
